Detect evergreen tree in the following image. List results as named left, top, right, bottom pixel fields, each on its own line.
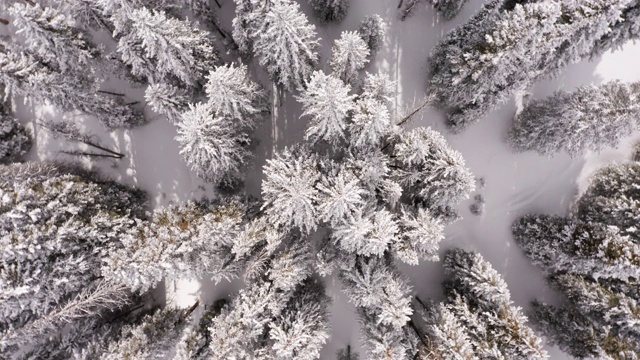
left=231, top=0, right=264, bottom=53
left=336, top=345, right=360, bottom=360
left=331, top=31, right=370, bottom=85
left=358, top=307, right=418, bottom=360
left=431, top=0, right=469, bottom=20
left=175, top=102, right=251, bottom=182
left=592, top=0, right=640, bottom=56
left=0, top=162, right=146, bottom=354
left=357, top=15, right=386, bottom=56
left=349, top=96, right=391, bottom=148
left=429, top=0, right=634, bottom=131
left=316, top=165, right=366, bottom=226
left=144, top=83, right=189, bottom=123
left=509, top=81, right=640, bottom=156
left=205, top=63, right=266, bottom=124
left=388, top=127, right=475, bottom=208
left=513, top=160, right=640, bottom=358
left=174, top=299, right=227, bottom=360
left=298, top=71, right=356, bottom=145
left=261, top=147, right=320, bottom=233
left=416, top=249, right=548, bottom=359
left=103, top=197, right=253, bottom=293
left=115, top=6, right=217, bottom=85
left=308, top=0, right=349, bottom=23
left=0, top=102, right=31, bottom=164
left=9, top=2, right=99, bottom=73
left=251, top=0, right=320, bottom=90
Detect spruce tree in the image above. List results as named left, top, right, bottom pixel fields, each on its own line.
left=0, top=162, right=146, bottom=354
left=513, top=161, right=640, bottom=358
left=509, top=81, right=640, bottom=156
left=431, top=0, right=469, bottom=20
left=0, top=101, right=31, bottom=164
left=308, top=0, right=349, bottom=23
left=429, top=0, right=634, bottom=131
left=205, top=63, right=266, bottom=124
left=592, top=0, right=640, bottom=56
left=331, top=31, right=370, bottom=85
left=357, top=15, right=386, bottom=56
left=144, top=82, right=189, bottom=123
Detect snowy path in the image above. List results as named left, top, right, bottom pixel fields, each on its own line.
left=17, top=1, right=640, bottom=358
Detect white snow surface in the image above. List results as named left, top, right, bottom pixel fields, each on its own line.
left=13, top=0, right=640, bottom=358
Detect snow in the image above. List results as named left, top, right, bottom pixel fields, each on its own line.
left=10, top=0, right=640, bottom=359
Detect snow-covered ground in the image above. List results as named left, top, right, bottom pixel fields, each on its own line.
left=16, top=1, right=640, bottom=358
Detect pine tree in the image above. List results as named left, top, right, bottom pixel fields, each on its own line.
left=231, top=0, right=264, bottom=53
left=176, top=102, right=251, bottom=182
left=115, top=6, right=217, bottom=85
left=205, top=63, right=266, bottom=124
left=358, top=15, right=386, bottom=56
left=508, top=81, right=640, bottom=156
left=316, top=165, right=366, bottom=226
left=513, top=160, right=640, bottom=359
left=358, top=308, right=418, bottom=360
left=419, top=301, right=475, bottom=359
left=425, top=249, right=549, bottom=359
left=333, top=207, right=398, bottom=257
left=144, top=83, right=189, bottom=123
left=429, top=0, right=634, bottom=131
left=349, top=96, right=391, bottom=148
left=101, top=306, right=194, bottom=360
left=431, top=0, right=469, bottom=20
left=103, top=198, right=253, bottom=293
left=261, top=147, right=320, bottom=233
left=331, top=31, right=370, bottom=85
left=251, top=0, right=320, bottom=90
left=0, top=102, right=31, bottom=163
left=0, top=162, right=146, bottom=354
left=340, top=255, right=413, bottom=329
left=336, top=345, right=360, bottom=360
left=298, top=71, right=356, bottom=145
left=392, top=206, right=444, bottom=265
left=592, top=0, right=640, bottom=56
left=308, top=0, right=349, bottom=23
left=174, top=299, right=227, bottom=360
left=9, top=2, right=99, bottom=73
left=388, top=127, right=475, bottom=208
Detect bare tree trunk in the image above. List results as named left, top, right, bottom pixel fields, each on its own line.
left=61, top=150, right=123, bottom=159
left=98, top=90, right=125, bottom=97
left=214, top=0, right=222, bottom=8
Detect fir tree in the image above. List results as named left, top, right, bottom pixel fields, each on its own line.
left=205, top=63, right=266, bottom=124
left=103, top=198, right=253, bottom=293
left=298, top=71, right=356, bottom=145
left=358, top=308, right=418, bottom=360
left=144, top=83, right=189, bottom=123
left=431, top=0, right=469, bottom=20
left=349, top=96, right=391, bottom=148
left=308, top=0, right=349, bottom=23
left=331, top=31, right=370, bottom=85
left=592, top=0, right=640, bottom=57
left=336, top=345, right=360, bottom=360
left=115, top=6, right=217, bottom=85
left=316, top=165, right=366, bottom=226
left=357, top=15, right=386, bottom=56
left=0, top=162, right=146, bottom=354
left=388, top=127, right=475, bottom=208
left=9, top=2, right=99, bottom=73
left=0, top=103, right=31, bottom=164
left=176, top=102, right=251, bottom=182
left=509, top=81, right=640, bottom=156
left=261, top=147, right=320, bottom=234
left=251, top=0, right=320, bottom=90
left=429, top=0, right=634, bottom=131
left=513, top=160, right=640, bottom=358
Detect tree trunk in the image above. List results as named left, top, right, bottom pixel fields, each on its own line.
left=97, top=90, right=125, bottom=97
left=61, top=150, right=123, bottom=159
left=214, top=0, right=222, bottom=8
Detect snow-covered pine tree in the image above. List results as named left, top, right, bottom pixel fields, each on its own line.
left=429, top=249, right=548, bottom=359
left=231, top=0, right=263, bottom=53
left=308, top=0, right=349, bottom=23
left=251, top=0, right=320, bottom=91
left=100, top=306, right=195, bottom=360
left=260, top=279, right=331, bottom=360
left=144, top=83, right=189, bottom=123
left=331, top=31, right=370, bottom=86
left=316, top=163, right=366, bottom=226
left=418, top=301, right=475, bottom=359
left=174, top=299, right=227, bottom=360
left=429, top=0, right=634, bottom=131
left=298, top=71, right=356, bottom=145
left=205, top=63, right=266, bottom=124
left=398, top=0, right=423, bottom=21
left=592, top=0, right=640, bottom=57
left=332, top=207, right=398, bottom=257
left=357, top=307, right=418, bottom=360
left=431, top=0, right=469, bottom=20
left=508, top=81, right=640, bottom=156
left=176, top=102, right=251, bottom=182
left=261, top=146, right=320, bottom=233
left=349, top=96, right=391, bottom=148
left=0, top=47, right=144, bottom=130
left=103, top=197, right=253, bottom=293
left=0, top=162, right=146, bottom=354
left=0, top=101, right=31, bottom=163
left=340, top=255, right=413, bottom=329
left=388, top=127, right=475, bottom=209
left=357, top=15, right=386, bottom=56
left=115, top=6, right=217, bottom=85
left=513, top=160, right=640, bottom=358
left=9, top=2, right=99, bottom=73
